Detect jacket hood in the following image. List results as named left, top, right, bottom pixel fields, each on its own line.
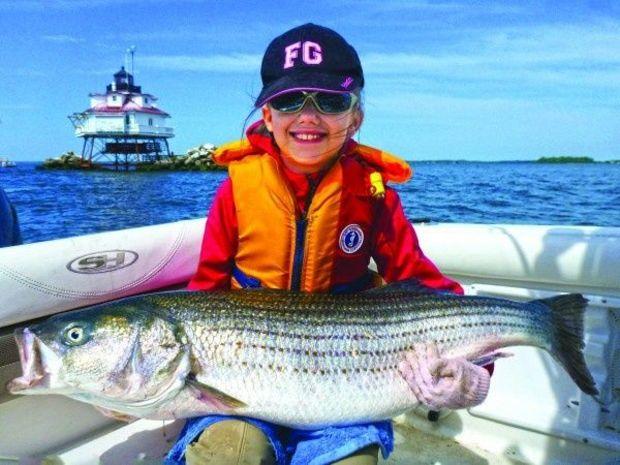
left=212, top=121, right=276, bottom=165
left=212, top=120, right=412, bottom=184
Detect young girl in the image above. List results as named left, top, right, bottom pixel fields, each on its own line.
left=167, top=23, right=492, bottom=465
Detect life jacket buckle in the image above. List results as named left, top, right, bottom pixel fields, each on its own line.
left=369, top=171, right=385, bottom=198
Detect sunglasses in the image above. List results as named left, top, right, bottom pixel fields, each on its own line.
left=268, top=91, right=358, bottom=115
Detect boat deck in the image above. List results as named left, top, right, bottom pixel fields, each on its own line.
left=1, top=221, right=618, bottom=464
left=385, top=423, right=515, bottom=465
left=0, top=415, right=512, bottom=465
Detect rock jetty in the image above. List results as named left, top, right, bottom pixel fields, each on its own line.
left=39, top=151, right=96, bottom=170
left=39, top=144, right=224, bottom=171
left=136, top=144, right=222, bottom=171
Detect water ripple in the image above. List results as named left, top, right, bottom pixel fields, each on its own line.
left=1, top=162, right=619, bottom=244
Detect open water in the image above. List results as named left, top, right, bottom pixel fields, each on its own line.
left=1, top=162, right=618, bottom=244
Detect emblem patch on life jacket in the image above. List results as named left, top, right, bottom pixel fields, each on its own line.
left=339, top=224, right=364, bottom=254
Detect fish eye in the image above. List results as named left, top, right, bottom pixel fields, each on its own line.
left=63, top=325, right=89, bottom=346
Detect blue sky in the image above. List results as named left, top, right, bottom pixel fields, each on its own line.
left=0, top=0, right=618, bottom=161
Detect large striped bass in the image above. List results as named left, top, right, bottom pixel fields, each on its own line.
left=8, top=281, right=597, bottom=428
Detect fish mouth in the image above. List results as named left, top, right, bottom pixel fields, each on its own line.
left=7, top=328, right=51, bottom=394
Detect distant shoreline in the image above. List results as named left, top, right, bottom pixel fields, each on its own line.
left=6, top=159, right=620, bottom=166
left=408, top=159, right=620, bottom=164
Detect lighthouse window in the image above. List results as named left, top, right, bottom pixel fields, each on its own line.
left=148, top=118, right=153, bottom=126
left=112, top=95, right=117, bottom=102
left=145, top=98, right=149, bottom=104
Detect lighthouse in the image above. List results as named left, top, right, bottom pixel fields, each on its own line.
left=69, top=65, right=174, bottom=169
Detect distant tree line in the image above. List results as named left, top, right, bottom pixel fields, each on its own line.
left=536, top=156, right=594, bottom=164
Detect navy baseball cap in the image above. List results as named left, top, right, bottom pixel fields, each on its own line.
left=255, top=23, right=364, bottom=107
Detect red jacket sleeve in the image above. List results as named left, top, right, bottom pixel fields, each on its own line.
left=372, top=188, right=464, bottom=295
left=187, top=179, right=238, bottom=291
left=372, top=190, right=493, bottom=373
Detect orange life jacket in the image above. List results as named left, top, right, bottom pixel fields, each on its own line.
left=213, top=136, right=411, bottom=292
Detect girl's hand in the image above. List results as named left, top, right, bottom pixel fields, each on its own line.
left=398, top=343, right=491, bottom=410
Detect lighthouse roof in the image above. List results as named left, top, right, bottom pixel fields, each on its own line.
left=89, top=91, right=158, bottom=100
left=107, top=66, right=141, bottom=93
left=86, top=99, right=170, bottom=117
left=114, top=67, right=131, bottom=78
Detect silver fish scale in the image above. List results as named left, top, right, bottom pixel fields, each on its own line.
left=140, top=291, right=553, bottom=427
left=146, top=291, right=553, bottom=368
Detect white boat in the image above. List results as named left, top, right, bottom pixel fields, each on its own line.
left=0, top=158, right=16, bottom=168
left=0, top=220, right=618, bottom=465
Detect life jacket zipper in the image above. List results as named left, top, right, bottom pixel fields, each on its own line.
left=290, top=216, right=307, bottom=291
left=290, top=175, right=320, bottom=291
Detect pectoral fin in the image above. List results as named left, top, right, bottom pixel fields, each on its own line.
left=94, top=405, right=138, bottom=423
left=186, top=373, right=247, bottom=410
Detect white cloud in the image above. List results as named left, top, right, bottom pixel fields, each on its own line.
left=42, top=34, right=85, bottom=44
left=364, top=53, right=620, bottom=88
left=10, top=68, right=48, bottom=78
left=139, top=54, right=262, bottom=73
left=0, top=103, right=36, bottom=111
left=0, top=0, right=201, bottom=10
left=361, top=21, right=620, bottom=94
left=338, top=0, right=524, bottom=15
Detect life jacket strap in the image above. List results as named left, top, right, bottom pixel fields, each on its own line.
left=232, top=264, right=262, bottom=289
left=330, top=270, right=380, bottom=294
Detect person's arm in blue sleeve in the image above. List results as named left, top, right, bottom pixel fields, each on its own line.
left=0, top=187, right=22, bottom=247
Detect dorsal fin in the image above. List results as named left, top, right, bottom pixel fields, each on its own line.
left=364, top=279, right=449, bottom=296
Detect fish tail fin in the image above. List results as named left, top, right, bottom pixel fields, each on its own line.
left=535, top=294, right=598, bottom=396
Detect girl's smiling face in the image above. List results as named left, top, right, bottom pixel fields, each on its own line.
left=262, top=99, right=363, bottom=174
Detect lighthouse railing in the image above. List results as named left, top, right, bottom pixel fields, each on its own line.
left=74, top=125, right=174, bottom=138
